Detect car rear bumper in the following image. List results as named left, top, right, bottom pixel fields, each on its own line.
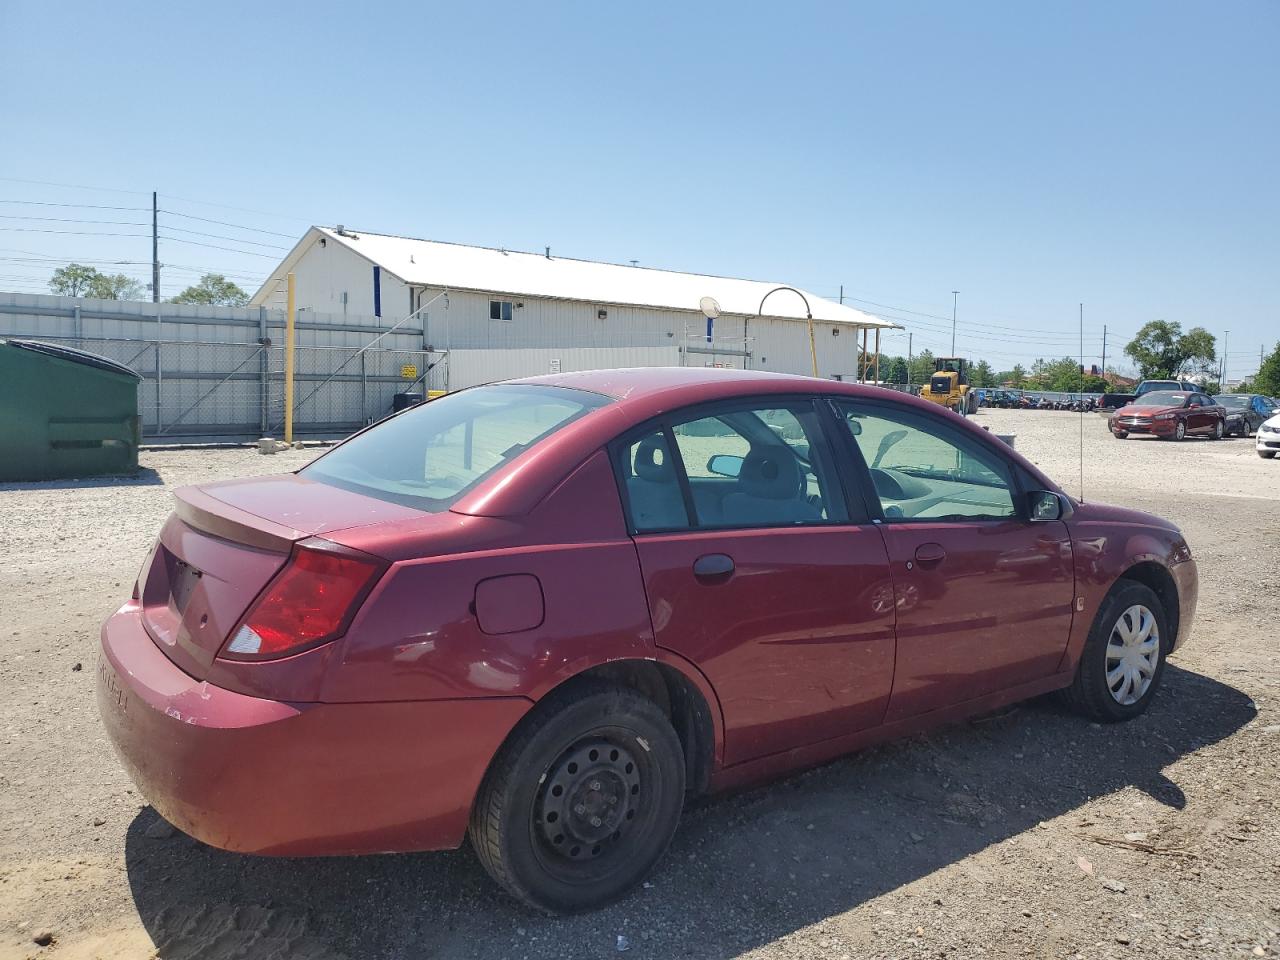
left=97, top=601, right=531, bottom=856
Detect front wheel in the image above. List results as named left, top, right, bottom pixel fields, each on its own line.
left=1261, top=449, right=1277, bottom=460
left=469, top=682, right=686, bottom=913
left=1112, top=430, right=1129, bottom=440
left=1060, top=582, right=1169, bottom=722
left=1171, top=421, right=1187, bottom=441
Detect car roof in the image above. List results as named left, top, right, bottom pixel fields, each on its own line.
left=513, top=366, right=882, bottom=406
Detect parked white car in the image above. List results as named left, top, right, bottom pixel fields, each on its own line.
left=1258, top=413, right=1280, bottom=459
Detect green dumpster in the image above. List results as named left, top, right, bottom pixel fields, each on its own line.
left=0, top=339, right=143, bottom=481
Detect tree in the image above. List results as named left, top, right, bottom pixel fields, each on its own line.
left=171, top=273, right=250, bottom=307
left=1008, top=364, right=1028, bottom=388
left=88, top=272, right=143, bottom=300
left=1252, top=342, right=1280, bottom=396
left=49, top=263, right=103, bottom=297
left=908, top=349, right=935, bottom=386
left=1124, top=321, right=1217, bottom=379
left=884, top=356, right=909, bottom=384
left=971, top=359, right=996, bottom=387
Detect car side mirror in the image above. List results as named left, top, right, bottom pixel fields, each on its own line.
left=1028, top=490, right=1068, bottom=522
left=845, top=418, right=863, bottom=436
left=707, top=454, right=743, bottom=478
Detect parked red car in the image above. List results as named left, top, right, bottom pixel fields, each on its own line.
left=1109, top=390, right=1227, bottom=441
left=99, top=368, right=1197, bottom=912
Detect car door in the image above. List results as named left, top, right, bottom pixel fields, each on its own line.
left=827, top=398, right=1075, bottom=722
left=1185, top=394, right=1206, bottom=433
left=614, top=397, right=897, bottom=766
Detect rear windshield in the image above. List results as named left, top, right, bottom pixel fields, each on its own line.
left=302, top=384, right=611, bottom=510
left=1133, top=391, right=1188, bottom=406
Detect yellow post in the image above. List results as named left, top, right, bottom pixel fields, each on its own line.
left=807, top=315, right=818, bottom=378
left=284, top=272, right=296, bottom=444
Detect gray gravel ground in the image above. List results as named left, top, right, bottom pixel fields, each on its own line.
left=1, top=410, right=1277, bottom=959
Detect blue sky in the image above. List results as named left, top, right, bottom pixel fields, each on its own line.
left=2, top=1, right=1276, bottom=377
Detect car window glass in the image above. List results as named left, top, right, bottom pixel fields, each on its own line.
left=668, top=404, right=845, bottom=528
left=303, top=384, right=609, bottom=510
left=620, top=430, right=690, bottom=532
left=833, top=402, right=1017, bottom=521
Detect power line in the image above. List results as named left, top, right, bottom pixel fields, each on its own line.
left=159, top=223, right=290, bottom=250
left=0, top=228, right=151, bottom=238
left=160, top=193, right=314, bottom=224
left=156, top=234, right=284, bottom=258
left=0, top=199, right=150, bottom=212
left=159, top=208, right=299, bottom=239
left=0, top=214, right=151, bottom=227
left=0, top=176, right=151, bottom=196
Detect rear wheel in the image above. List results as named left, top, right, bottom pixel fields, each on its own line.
left=1212, top=420, right=1224, bottom=440
left=1060, top=582, right=1169, bottom=722
left=469, top=682, right=685, bottom=913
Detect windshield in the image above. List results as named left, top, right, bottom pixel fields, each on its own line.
left=1137, top=381, right=1179, bottom=394
left=1132, top=391, right=1188, bottom=407
left=302, top=384, right=611, bottom=510
left=1217, top=395, right=1247, bottom=408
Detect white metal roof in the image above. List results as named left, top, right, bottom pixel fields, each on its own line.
left=254, top=227, right=898, bottom=329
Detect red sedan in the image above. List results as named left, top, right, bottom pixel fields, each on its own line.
left=98, top=368, right=1197, bottom=912
left=1109, top=390, right=1227, bottom=440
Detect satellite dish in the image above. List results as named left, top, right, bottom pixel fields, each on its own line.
left=699, top=296, right=721, bottom=319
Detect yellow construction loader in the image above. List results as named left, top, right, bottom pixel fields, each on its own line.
left=919, top=357, right=978, bottom=414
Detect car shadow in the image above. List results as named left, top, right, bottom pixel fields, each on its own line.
left=0, top=467, right=164, bottom=489
left=121, top=663, right=1254, bottom=960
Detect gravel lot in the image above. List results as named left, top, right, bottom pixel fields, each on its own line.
left=1, top=409, right=1277, bottom=960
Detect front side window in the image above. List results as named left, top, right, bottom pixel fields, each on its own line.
left=489, top=299, right=514, bottom=321
left=304, top=384, right=609, bottom=510
left=832, top=402, right=1017, bottom=521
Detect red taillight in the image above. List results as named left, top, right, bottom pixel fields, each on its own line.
left=221, top=541, right=384, bottom=661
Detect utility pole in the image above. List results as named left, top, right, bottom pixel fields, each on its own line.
left=950, top=291, right=959, bottom=355
left=839, top=284, right=844, bottom=305
left=1221, top=330, right=1229, bottom=389
left=907, top=331, right=914, bottom=388
left=151, top=191, right=159, bottom=303
left=1101, top=325, right=1107, bottom=378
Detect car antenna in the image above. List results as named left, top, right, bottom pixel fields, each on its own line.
left=1079, top=301, right=1085, bottom=503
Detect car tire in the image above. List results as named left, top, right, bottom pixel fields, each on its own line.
left=1112, top=430, right=1129, bottom=440
left=1260, top=450, right=1277, bottom=459
left=1172, top=421, right=1186, bottom=441
left=469, top=681, right=686, bottom=913
left=1212, top=420, right=1224, bottom=440
left=1059, top=581, right=1169, bottom=722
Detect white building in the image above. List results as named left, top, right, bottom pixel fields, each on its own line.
left=250, top=227, right=897, bottom=387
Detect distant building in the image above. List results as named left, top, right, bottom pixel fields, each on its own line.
left=250, top=227, right=898, bottom=381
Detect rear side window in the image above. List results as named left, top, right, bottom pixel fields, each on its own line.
left=615, top=399, right=847, bottom=532
left=303, top=384, right=610, bottom=510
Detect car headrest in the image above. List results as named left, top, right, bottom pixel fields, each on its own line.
left=633, top=435, right=674, bottom=483
left=737, top=448, right=801, bottom=499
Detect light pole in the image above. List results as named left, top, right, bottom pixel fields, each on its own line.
left=758, top=286, right=817, bottom=377
left=950, top=290, right=959, bottom=356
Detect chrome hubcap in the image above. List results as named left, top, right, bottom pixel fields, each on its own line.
left=1106, top=604, right=1160, bottom=705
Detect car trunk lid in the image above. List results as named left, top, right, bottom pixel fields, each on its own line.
left=139, top=475, right=421, bottom=679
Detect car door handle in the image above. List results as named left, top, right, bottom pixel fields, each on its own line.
left=693, top=553, right=735, bottom=582
left=914, top=543, right=946, bottom=564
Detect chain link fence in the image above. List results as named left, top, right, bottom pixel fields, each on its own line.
left=8, top=335, right=445, bottom=440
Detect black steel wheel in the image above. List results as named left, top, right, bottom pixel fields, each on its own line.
left=469, top=681, right=685, bottom=913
